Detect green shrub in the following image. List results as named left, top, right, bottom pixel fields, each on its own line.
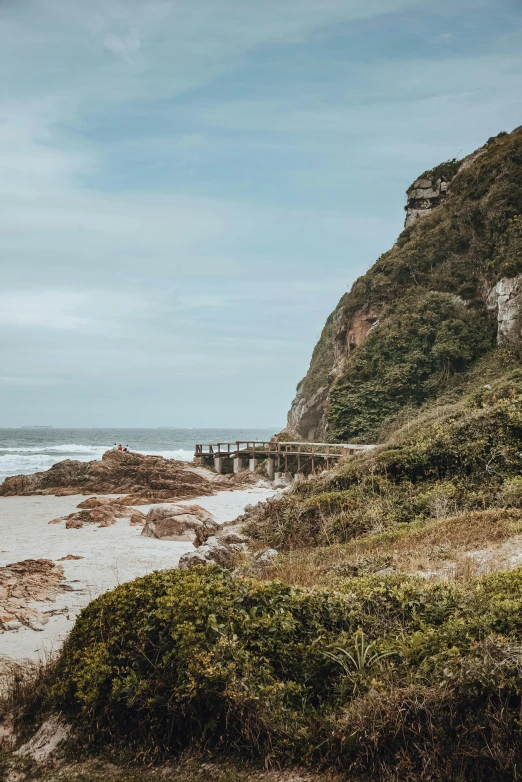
left=38, top=565, right=522, bottom=778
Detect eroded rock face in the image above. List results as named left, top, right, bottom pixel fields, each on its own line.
left=487, top=275, right=522, bottom=343
left=0, top=449, right=219, bottom=499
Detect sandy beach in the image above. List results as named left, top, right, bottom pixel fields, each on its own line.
left=0, top=485, right=276, bottom=664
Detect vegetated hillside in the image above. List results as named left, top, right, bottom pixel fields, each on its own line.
left=286, top=125, right=522, bottom=443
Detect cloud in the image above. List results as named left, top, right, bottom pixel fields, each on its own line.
left=0, top=0, right=520, bottom=425
left=0, top=290, right=145, bottom=331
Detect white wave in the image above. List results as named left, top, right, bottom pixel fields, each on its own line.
left=0, top=444, right=109, bottom=454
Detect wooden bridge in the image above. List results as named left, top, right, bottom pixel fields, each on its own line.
left=194, top=440, right=374, bottom=480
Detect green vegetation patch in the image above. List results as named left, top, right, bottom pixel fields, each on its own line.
left=251, top=391, right=522, bottom=549
left=327, top=290, right=494, bottom=442
left=25, top=565, right=522, bottom=779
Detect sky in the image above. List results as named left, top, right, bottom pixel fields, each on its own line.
left=1, top=0, right=522, bottom=428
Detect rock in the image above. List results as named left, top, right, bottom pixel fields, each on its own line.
left=0, top=449, right=228, bottom=499
left=487, top=274, right=522, bottom=344
left=179, top=540, right=237, bottom=569
left=143, top=514, right=205, bottom=541
left=65, top=516, right=83, bottom=529
left=375, top=567, right=395, bottom=576
left=130, top=511, right=146, bottom=526
left=218, top=531, right=249, bottom=546
left=0, top=559, right=66, bottom=632
left=57, top=554, right=84, bottom=561
left=141, top=505, right=218, bottom=542
left=146, top=504, right=214, bottom=524
left=178, top=550, right=209, bottom=569
left=15, top=716, right=70, bottom=762
left=2, top=619, right=23, bottom=631
left=62, top=503, right=145, bottom=529
left=257, top=548, right=279, bottom=563
left=76, top=496, right=117, bottom=509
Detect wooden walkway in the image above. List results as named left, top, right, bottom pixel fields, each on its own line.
left=194, top=440, right=373, bottom=474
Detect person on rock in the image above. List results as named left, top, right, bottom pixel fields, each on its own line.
left=118, top=444, right=123, bottom=451
left=123, top=445, right=129, bottom=452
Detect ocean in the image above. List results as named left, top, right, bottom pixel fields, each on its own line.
left=0, top=427, right=277, bottom=483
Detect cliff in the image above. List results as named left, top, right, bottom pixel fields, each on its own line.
left=286, top=126, right=522, bottom=442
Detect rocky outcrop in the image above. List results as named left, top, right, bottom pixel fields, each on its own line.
left=405, top=175, right=451, bottom=229
left=0, top=449, right=225, bottom=499
left=0, top=559, right=66, bottom=633
left=487, top=275, right=522, bottom=343
left=141, top=504, right=217, bottom=541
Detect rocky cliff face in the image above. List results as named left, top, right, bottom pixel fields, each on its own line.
left=286, top=127, right=522, bottom=442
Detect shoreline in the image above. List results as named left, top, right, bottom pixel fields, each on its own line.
left=0, top=484, right=276, bottom=666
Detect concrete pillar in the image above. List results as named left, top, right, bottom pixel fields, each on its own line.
left=193, top=457, right=204, bottom=466
left=249, top=458, right=259, bottom=472
left=274, top=472, right=291, bottom=483
left=233, top=458, right=245, bottom=474
left=265, top=459, right=275, bottom=480
left=213, top=456, right=223, bottom=474
left=293, top=472, right=305, bottom=483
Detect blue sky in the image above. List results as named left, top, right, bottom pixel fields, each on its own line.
left=1, top=0, right=521, bottom=427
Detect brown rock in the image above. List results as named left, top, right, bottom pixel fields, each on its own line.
left=0, top=449, right=226, bottom=500
left=141, top=513, right=203, bottom=541
left=141, top=504, right=218, bottom=541
left=61, top=502, right=146, bottom=529
left=0, top=559, right=66, bottom=632
left=57, top=554, right=84, bottom=561
left=65, top=516, right=83, bottom=529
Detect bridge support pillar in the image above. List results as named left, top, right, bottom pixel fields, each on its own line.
left=265, top=459, right=275, bottom=480
left=194, top=457, right=204, bottom=466
left=274, top=472, right=291, bottom=484
left=249, top=458, right=259, bottom=473
left=233, top=458, right=245, bottom=474
left=213, top=457, right=223, bottom=474
left=293, top=472, right=305, bottom=483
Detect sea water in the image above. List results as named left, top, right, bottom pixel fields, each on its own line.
left=0, top=427, right=277, bottom=483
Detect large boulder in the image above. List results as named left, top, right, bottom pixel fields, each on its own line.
left=141, top=504, right=217, bottom=541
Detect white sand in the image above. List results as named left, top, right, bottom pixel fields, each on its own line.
left=0, top=486, right=275, bottom=663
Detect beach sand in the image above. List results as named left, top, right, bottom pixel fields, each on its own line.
left=0, top=486, right=275, bottom=664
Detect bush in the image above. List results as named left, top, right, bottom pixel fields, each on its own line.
left=51, top=567, right=355, bottom=760
left=35, top=565, right=522, bottom=779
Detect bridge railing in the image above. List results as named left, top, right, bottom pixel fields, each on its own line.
left=194, top=440, right=373, bottom=459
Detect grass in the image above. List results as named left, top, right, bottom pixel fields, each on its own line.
left=251, top=508, right=522, bottom=588
left=2, top=754, right=342, bottom=782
